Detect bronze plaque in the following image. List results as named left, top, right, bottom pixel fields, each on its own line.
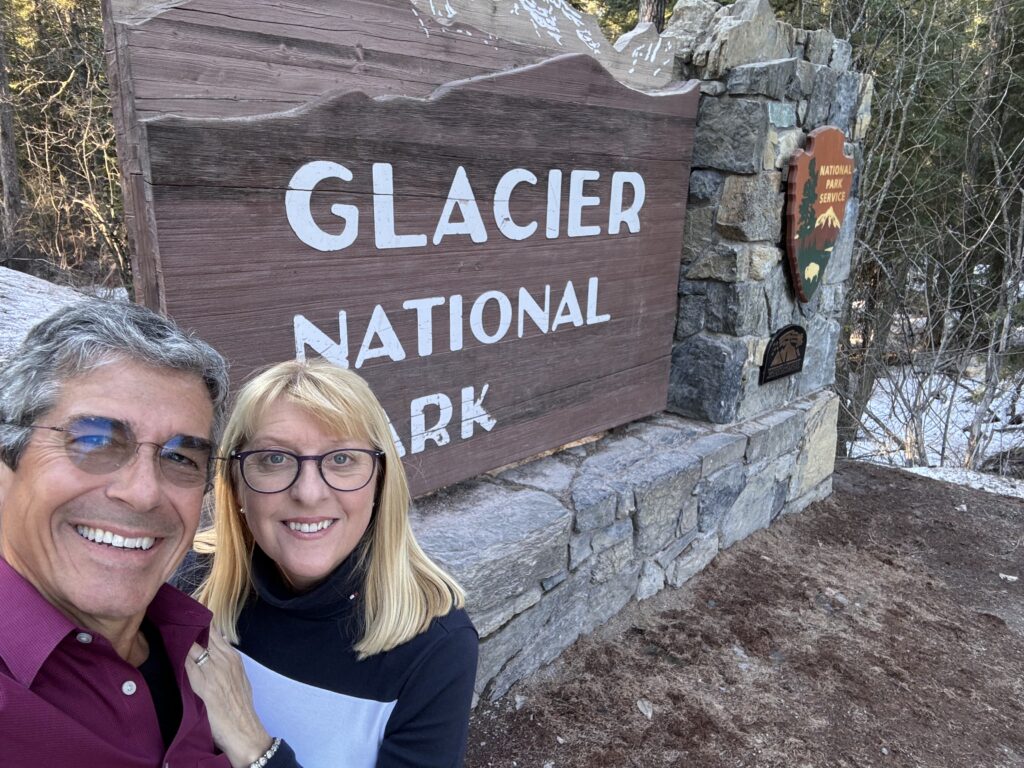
left=759, top=325, right=807, bottom=385
left=132, top=52, right=697, bottom=495
left=785, top=126, right=854, bottom=303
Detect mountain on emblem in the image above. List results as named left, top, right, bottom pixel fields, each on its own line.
left=815, top=206, right=841, bottom=229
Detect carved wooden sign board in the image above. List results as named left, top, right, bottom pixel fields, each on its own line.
left=785, top=126, right=854, bottom=303
left=102, top=0, right=698, bottom=495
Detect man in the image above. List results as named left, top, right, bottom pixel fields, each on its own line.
left=0, top=300, right=285, bottom=767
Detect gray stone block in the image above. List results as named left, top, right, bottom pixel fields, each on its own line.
left=831, top=38, right=853, bottom=72
left=571, top=483, right=618, bottom=533
left=693, top=97, right=769, bottom=174
left=764, top=262, right=798, bottom=328
left=805, top=66, right=840, bottom=129
left=748, top=243, right=783, bottom=281
left=789, top=393, right=839, bottom=499
left=705, top=280, right=769, bottom=337
left=828, top=71, right=862, bottom=134
left=789, top=60, right=820, bottom=99
left=592, top=519, right=634, bottom=556
left=726, top=57, right=799, bottom=100
left=805, top=28, right=835, bottom=65
left=0, top=268, right=87, bottom=364
left=690, top=431, right=748, bottom=476
left=743, top=407, right=806, bottom=464
left=678, top=277, right=708, bottom=296
left=676, top=293, right=707, bottom=339
left=668, top=334, right=747, bottom=423
left=720, top=456, right=790, bottom=547
left=655, top=528, right=699, bottom=568
left=666, top=0, right=721, bottom=49
left=666, top=532, right=720, bottom=587
left=716, top=172, right=784, bottom=242
left=569, top=530, right=594, bottom=570
left=541, top=570, right=568, bottom=591
left=685, top=240, right=750, bottom=282
left=736, top=359, right=797, bottom=421
left=591, top=537, right=637, bottom=584
left=696, top=0, right=797, bottom=79
left=637, top=560, right=666, bottom=600
left=623, top=420, right=706, bottom=450
left=633, top=450, right=702, bottom=554
left=682, top=205, right=717, bottom=267
left=784, top=475, right=833, bottom=516
left=473, top=586, right=542, bottom=639
left=774, top=129, right=805, bottom=176
left=768, top=101, right=797, bottom=128
left=797, top=315, right=840, bottom=396
left=413, top=483, right=571, bottom=617
left=698, top=463, right=746, bottom=533
left=688, top=170, right=725, bottom=202
left=482, top=565, right=639, bottom=699
left=825, top=196, right=858, bottom=285
left=699, top=80, right=727, bottom=96
left=499, top=456, right=575, bottom=496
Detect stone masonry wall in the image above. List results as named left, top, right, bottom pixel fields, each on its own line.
left=411, top=0, right=866, bottom=703
left=665, top=0, right=870, bottom=423
left=414, top=392, right=837, bottom=701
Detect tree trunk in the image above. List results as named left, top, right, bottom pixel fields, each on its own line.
left=638, top=0, right=668, bottom=32
left=0, top=15, right=24, bottom=271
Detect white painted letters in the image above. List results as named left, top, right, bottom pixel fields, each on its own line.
left=461, top=384, right=496, bottom=439
left=373, top=163, right=428, bottom=250
left=433, top=166, right=488, bottom=246
left=608, top=171, right=645, bottom=235
left=567, top=170, right=601, bottom=237
left=494, top=168, right=538, bottom=241
left=286, top=161, right=359, bottom=252
left=355, top=305, right=407, bottom=368
left=410, top=393, right=453, bottom=454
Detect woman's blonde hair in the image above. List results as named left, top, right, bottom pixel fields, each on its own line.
left=193, top=359, right=464, bottom=658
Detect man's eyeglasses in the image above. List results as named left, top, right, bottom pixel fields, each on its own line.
left=10, top=415, right=213, bottom=489
left=231, top=448, right=384, bottom=494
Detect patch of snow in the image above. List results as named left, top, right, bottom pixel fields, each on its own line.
left=903, top=466, right=1024, bottom=500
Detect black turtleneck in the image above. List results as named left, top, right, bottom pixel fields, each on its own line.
left=234, top=546, right=478, bottom=768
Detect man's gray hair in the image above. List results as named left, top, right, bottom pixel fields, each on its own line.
left=0, top=300, right=229, bottom=469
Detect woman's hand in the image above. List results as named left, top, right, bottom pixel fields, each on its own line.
left=186, top=631, right=274, bottom=768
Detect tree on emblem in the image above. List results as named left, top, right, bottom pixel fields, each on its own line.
left=797, top=158, right=818, bottom=241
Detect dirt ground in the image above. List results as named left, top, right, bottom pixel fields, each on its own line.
left=466, top=460, right=1024, bottom=768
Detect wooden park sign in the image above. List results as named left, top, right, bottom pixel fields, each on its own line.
left=785, top=127, right=854, bottom=303
left=102, top=1, right=699, bottom=496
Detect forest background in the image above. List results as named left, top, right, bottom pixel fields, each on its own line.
left=0, top=0, right=1022, bottom=472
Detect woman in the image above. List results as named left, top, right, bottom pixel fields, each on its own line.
left=182, top=359, right=477, bottom=768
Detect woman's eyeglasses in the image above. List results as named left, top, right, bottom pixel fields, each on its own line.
left=230, top=448, right=384, bottom=494
left=11, top=415, right=213, bottom=488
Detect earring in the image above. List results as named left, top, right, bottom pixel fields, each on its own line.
left=239, top=506, right=245, bottom=515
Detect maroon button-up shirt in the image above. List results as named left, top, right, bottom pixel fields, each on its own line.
left=0, top=557, right=229, bottom=768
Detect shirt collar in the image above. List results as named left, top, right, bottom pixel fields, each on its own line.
left=0, top=556, right=77, bottom=686
left=0, top=556, right=212, bottom=686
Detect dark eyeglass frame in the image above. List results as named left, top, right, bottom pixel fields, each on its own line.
left=10, top=416, right=214, bottom=489
left=230, top=448, right=385, bottom=494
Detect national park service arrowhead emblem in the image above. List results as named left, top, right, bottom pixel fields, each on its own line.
left=785, top=127, right=854, bottom=303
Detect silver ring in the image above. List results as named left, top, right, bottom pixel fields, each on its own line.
left=194, top=649, right=211, bottom=667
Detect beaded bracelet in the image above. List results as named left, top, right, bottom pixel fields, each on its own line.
left=248, top=737, right=282, bottom=768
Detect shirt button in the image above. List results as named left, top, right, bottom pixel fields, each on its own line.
left=122, top=680, right=137, bottom=696
left=75, top=632, right=92, bottom=644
